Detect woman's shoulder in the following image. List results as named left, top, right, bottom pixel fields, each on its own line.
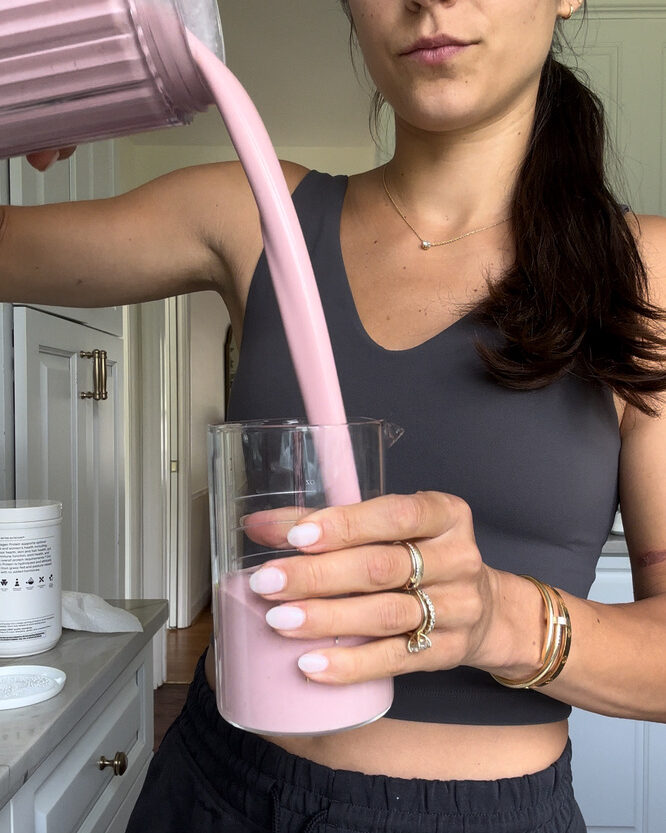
left=631, top=214, right=666, bottom=302
left=626, top=213, right=666, bottom=254
left=279, top=160, right=312, bottom=194
left=631, top=213, right=666, bottom=249
left=619, top=214, right=666, bottom=434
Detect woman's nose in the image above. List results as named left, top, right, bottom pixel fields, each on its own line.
left=405, top=0, right=456, bottom=13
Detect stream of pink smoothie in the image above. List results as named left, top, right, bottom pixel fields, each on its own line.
left=188, top=35, right=393, bottom=734
left=189, top=33, right=360, bottom=507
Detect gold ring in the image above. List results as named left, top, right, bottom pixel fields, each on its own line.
left=405, top=588, right=436, bottom=653
left=395, top=540, right=424, bottom=590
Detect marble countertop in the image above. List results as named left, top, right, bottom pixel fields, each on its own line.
left=0, top=598, right=168, bottom=810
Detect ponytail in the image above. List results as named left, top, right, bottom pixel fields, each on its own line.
left=475, top=54, right=666, bottom=416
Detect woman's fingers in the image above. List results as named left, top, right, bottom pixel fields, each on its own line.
left=25, top=146, right=77, bottom=171
left=249, top=541, right=419, bottom=598
left=242, top=506, right=316, bottom=548
left=246, top=493, right=475, bottom=598
left=295, top=631, right=466, bottom=685
left=242, top=491, right=488, bottom=682
left=286, top=492, right=471, bottom=553
left=265, top=590, right=426, bottom=639
left=241, top=492, right=457, bottom=550
left=265, top=584, right=475, bottom=641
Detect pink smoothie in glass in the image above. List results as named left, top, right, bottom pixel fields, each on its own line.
left=215, top=571, right=393, bottom=735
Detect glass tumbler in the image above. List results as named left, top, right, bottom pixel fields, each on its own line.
left=208, top=419, right=396, bottom=736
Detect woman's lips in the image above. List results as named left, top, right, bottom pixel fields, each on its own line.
left=401, top=36, right=474, bottom=65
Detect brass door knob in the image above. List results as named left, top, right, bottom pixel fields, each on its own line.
left=98, top=751, right=128, bottom=776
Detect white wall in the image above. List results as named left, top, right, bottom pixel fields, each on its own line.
left=115, top=141, right=377, bottom=192
left=188, top=290, right=227, bottom=620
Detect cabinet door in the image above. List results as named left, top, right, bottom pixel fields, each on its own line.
left=8, top=142, right=123, bottom=337
left=569, top=556, right=666, bottom=832
left=13, top=307, right=125, bottom=598
left=0, top=801, right=9, bottom=833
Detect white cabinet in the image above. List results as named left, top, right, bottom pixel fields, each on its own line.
left=0, top=600, right=168, bottom=833
left=13, top=307, right=125, bottom=598
left=3, top=142, right=126, bottom=599
left=569, top=555, right=666, bottom=832
left=7, top=647, right=151, bottom=833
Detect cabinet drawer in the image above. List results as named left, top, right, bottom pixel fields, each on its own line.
left=34, top=675, right=141, bottom=832
left=7, top=646, right=152, bottom=833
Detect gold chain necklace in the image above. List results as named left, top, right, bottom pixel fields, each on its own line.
left=382, top=166, right=511, bottom=251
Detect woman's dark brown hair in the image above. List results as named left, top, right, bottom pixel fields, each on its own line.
left=340, top=1, right=666, bottom=416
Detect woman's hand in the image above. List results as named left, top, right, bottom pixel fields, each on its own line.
left=25, top=147, right=77, bottom=171
left=247, top=492, right=542, bottom=684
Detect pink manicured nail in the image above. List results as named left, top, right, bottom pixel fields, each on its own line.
left=298, top=653, right=329, bottom=673
left=265, top=605, right=305, bottom=630
left=287, top=522, right=321, bottom=548
left=249, top=567, right=286, bottom=594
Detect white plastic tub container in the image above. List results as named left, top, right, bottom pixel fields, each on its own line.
left=0, top=500, right=62, bottom=657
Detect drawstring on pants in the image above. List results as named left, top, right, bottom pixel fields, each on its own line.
left=270, top=783, right=281, bottom=833
left=269, top=783, right=327, bottom=833
left=302, top=809, right=327, bottom=833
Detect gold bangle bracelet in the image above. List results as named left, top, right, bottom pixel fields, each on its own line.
left=491, top=576, right=571, bottom=690
left=534, top=586, right=572, bottom=687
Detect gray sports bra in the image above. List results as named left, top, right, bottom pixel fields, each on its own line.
left=228, top=170, right=621, bottom=725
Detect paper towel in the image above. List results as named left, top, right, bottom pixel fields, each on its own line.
left=62, top=592, right=143, bottom=633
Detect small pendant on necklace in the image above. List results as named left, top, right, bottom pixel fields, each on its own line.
left=420, top=240, right=432, bottom=250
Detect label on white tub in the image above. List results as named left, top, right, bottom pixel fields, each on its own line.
left=0, top=530, right=61, bottom=654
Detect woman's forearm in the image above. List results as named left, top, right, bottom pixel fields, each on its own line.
left=485, top=571, right=666, bottom=722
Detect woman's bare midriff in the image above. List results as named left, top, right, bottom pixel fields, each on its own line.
left=204, top=645, right=568, bottom=781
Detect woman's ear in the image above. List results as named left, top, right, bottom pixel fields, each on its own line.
left=558, top=0, right=581, bottom=20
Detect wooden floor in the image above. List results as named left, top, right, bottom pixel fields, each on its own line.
left=166, top=606, right=213, bottom=683
left=154, top=606, right=213, bottom=750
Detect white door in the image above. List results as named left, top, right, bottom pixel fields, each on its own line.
left=563, top=3, right=666, bottom=216
left=13, top=307, right=125, bottom=598
left=0, top=166, right=13, bottom=502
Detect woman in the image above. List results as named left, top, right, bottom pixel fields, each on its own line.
left=6, top=0, right=666, bottom=830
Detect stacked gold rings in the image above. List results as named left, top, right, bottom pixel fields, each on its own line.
left=395, top=540, right=435, bottom=653
left=406, top=587, right=437, bottom=653
left=397, top=539, right=424, bottom=590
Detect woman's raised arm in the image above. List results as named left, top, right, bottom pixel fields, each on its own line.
left=0, top=159, right=277, bottom=309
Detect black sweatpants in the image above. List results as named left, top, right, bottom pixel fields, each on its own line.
left=126, top=654, right=587, bottom=833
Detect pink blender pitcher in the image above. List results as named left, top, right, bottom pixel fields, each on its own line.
left=0, top=0, right=224, bottom=159
left=0, top=0, right=396, bottom=734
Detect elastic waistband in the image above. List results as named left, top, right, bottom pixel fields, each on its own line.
left=176, top=653, right=575, bottom=832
